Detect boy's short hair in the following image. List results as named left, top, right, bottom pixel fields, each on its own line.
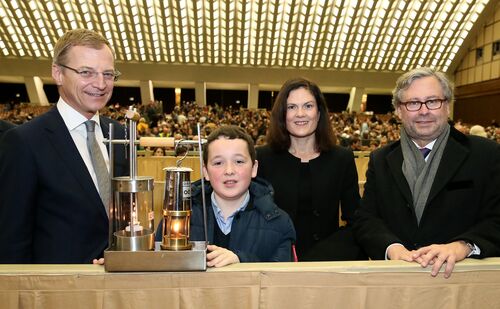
left=203, top=125, right=256, bottom=165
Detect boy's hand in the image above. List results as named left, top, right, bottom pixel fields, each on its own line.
left=206, top=244, right=240, bottom=267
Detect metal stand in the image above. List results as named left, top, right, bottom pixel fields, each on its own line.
left=104, top=107, right=207, bottom=272
left=105, top=241, right=206, bottom=272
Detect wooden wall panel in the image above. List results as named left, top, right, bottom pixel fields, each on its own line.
left=454, top=78, right=500, bottom=125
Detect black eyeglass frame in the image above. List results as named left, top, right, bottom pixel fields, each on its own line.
left=58, top=63, right=121, bottom=82
left=399, top=98, right=447, bottom=111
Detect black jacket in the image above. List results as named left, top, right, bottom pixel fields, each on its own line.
left=189, top=177, right=296, bottom=262
left=353, top=127, right=500, bottom=259
left=0, top=107, right=128, bottom=263
left=156, top=177, right=297, bottom=262
left=257, top=145, right=364, bottom=261
left=0, top=119, right=15, bottom=140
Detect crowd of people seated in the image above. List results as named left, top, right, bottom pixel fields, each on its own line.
left=1, top=100, right=499, bottom=152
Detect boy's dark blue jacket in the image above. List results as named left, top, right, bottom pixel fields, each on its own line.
left=157, top=177, right=296, bottom=262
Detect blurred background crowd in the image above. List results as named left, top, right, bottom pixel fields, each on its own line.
left=1, top=101, right=499, bottom=155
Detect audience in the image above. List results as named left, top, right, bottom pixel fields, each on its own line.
left=469, top=124, right=487, bottom=138
left=152, top=147, right=166, bottom=156
left=1, top=99, right=499, bottom=149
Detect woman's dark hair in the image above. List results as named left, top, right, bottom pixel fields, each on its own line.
left=266, top=77, right=336, bottom=151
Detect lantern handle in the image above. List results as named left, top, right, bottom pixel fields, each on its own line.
left=174, top=140, right=189, bottom=167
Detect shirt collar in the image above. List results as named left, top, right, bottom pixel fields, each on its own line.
left=211, top=190, right=250, bottom=220
left=412, top=139, right=436, bottom=150
left=57, top=97, right=101, bottom=131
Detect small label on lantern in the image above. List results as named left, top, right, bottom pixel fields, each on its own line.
left=182, top=181, right=191, bottom=199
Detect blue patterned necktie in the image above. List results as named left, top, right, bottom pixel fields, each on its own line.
left=84, top=120, right=110, bottom=215
left=419, top=147, right=431, bottom=159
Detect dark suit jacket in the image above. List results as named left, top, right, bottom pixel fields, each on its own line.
left=0, top=107, right=128, bottom=263
left=353, top=127, right=500, bottom=259
left=257, top=145, right=363, bottom=261
left=0, top=119, right=16, bottom=139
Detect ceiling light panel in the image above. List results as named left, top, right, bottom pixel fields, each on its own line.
left=0, top=0, right=492, bottom=74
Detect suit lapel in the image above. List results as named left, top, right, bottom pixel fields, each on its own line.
left=99, top=116, right=112, bottom=155
left=44, top=108, right=105, bottom=213
left=99, top=116, right=113, bottom=140
left=427, top=132, right=469, bottom=203
left=386, top=144, right=413, bottom=207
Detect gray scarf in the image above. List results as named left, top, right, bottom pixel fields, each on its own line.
left=400, top=124, right=450, bottom=224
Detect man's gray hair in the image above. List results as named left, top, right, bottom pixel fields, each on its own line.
left=391, top=67, right=454, bottom=108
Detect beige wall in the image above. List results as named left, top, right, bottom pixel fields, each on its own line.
left=455, top=1, right=500, bottom=86
left=452, top=2, right=500, bottom=125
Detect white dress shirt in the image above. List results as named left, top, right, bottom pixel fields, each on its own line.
left=57, top=98, right=110, bottom=194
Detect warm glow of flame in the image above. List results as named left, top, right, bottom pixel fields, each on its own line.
left=172, top=221, right=181, bottom=233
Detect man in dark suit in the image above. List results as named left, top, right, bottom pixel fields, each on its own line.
left=353, top=67, right=500, bottom=278
left=0, top=29, right=128, bottom=263
left=0, top=119, right=16, bottom=139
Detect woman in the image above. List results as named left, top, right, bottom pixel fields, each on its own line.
left=152, top=147, right=166, bottom=156
left=257, top=77, right=364, bottom=261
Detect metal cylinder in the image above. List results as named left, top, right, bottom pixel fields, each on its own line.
left=111, top=176, right=155, bottom=251
left=161, top=167, right=193, bottom=250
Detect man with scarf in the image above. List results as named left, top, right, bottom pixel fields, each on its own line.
left=353, top=67, right=500, bottom=278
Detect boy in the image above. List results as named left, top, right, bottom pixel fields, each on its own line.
left=158, top=125, right=296, bottom=267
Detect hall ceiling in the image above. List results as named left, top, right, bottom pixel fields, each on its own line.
left=0, top=0, right=496, bottom=84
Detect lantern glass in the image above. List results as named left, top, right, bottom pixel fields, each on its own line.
left=161, top=167, right=193, bottom=251
left=162, top=211, right=192, bottom=250
left=111, top=176, right=155, bottom=251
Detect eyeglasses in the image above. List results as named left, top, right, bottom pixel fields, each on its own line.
left=58, top=64, right=121, bottom=82
left=399, top=99, right=447, bottom=112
